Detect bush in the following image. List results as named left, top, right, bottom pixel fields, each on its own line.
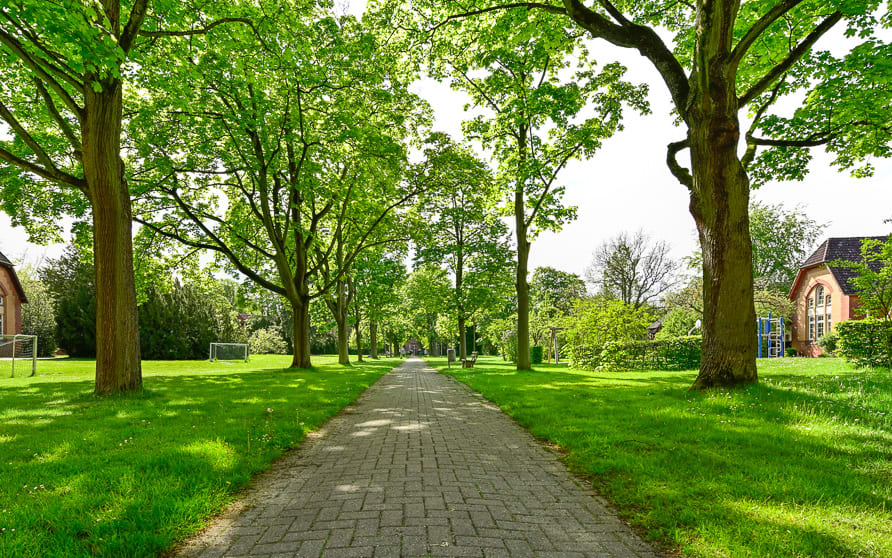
left=530, top=345, right=543, bottom=364
left=836, top=319, right=892, bottom=368
left=786, top=347, right=798, bottom=357
left=569, top=335, right=701, bottom=371
left=249, top=326, right=289, bottom=355
left=817, top=333, right=839, bottom=355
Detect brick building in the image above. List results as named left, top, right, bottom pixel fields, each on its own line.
left=788, top=236, right=886, bottom=356
left=0, top=250, right=28, bottom=335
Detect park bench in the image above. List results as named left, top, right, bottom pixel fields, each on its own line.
left=461, top=351, right=478, bottom=368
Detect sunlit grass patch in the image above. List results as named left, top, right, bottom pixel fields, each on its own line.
left=429, top=356, right=891, bottom=558
left=0, top=354, right=398, bottom=557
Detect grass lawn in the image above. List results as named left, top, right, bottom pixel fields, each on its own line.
left=0, top=354, right=399, bottom=557
left=428, top=356, right=891, bottom=558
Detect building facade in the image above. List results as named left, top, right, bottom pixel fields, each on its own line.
left=788, top=237, right=885, bottom=357
left=0, top=251, right=28, bottom=335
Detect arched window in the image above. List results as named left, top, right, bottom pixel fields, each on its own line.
left=807, top=284, right=833, bottom=341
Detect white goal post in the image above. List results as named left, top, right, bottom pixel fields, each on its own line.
left=209, top=342, right=249, bottom=362
left=0, top=334, right=37, bottom=378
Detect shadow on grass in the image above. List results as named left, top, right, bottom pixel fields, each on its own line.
left=432, top=357, right=892, bottom=558
left=0, top=357, right=400, bottom=557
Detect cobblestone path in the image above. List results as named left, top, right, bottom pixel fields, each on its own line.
left=179, top=358, right=659, bottom=558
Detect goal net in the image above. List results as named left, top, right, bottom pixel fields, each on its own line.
left=0, top=335, right=37, bottom=378
left=209, top=342, right=249, bottom=362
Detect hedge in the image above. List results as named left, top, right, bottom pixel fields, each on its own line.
left=836, top=319, right=892, bottom=369
left=568, top=335, right=701, bottom=371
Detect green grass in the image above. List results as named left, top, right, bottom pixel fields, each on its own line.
left=0, top=354, right=398, bottom=557
left=428, top=356, right=892, bottom=558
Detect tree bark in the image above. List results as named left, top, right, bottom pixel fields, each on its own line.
left=369, top=320, right=378, bottom=358
left=515, top=126, right=531, bottom=371
left=329, top=278, right=350, bottom=365
left=458, top=315, right=467, bottom=361
left=687, top=6, right=758, bottom=388
left=354, top=302, right=363, bottom=363
left=83, top=82, right=142, bottom=395
left=289, top=296, right=311, bottom=368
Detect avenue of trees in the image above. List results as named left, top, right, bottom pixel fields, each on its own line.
left=2, top=0, right=890, bottom=393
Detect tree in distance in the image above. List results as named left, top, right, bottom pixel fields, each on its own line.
left=585, top=230, right=678, bottom=310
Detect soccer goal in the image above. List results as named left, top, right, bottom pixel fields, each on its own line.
left=0, top=334, right=37, bottom=378
left=209, top=342, right=249, bottom=362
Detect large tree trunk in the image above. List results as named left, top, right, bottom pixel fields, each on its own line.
left=515, top=198, right=532, bottom=371
left=289, top=296, right=311, bottom=368
left=687, top=17, right=758, bottom=389
left=83, top=83, right=142, bottom=395
left=370, top=320, right=378, bottom=358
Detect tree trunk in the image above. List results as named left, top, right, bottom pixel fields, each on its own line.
left=370, top=320, right=378, bottom=358
left=83, top=83, right=142, bottom=395
left=514, top=126, right=532, bottom=371
left=515, top=195, right=532, bottom=371
left=330, top=278, right=350, bottom=365
left=289, top=296, right=311, bottom=368
left=458, top=315, right=467, bottom=361
left=354, top=308, right=363, bottom=363
left=687, top=23, right=758, bottom=389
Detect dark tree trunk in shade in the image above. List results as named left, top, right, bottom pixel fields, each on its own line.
left=290, top=296, right=312, bottom=369
left=83, top=83, right=142, bottom=394
left=370, top=320, right=378, bottom=358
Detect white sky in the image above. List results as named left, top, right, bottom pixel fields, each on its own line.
left=2, top=2, right=891, bottom=278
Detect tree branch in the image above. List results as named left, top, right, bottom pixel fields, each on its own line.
left=738, top=11, right=842, bottom=107
left=666, top=139, right=693, bottom=189
left=731, top=0, right=808, bottom=68
left=0, top=145, right=86, bottom=191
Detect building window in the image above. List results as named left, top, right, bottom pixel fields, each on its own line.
left=807, top=285, right=833, bottom=341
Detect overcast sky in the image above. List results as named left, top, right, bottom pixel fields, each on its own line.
left=2, top=3, right=891, bottom=279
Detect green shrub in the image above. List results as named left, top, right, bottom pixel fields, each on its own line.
left=785, top=347, right=798, bottom=357
left=817, top=333, right=839, bottom=355
left=836, top=319, right=892, bottom=368
left=569, top=336, right=701, bottom=371
left=530, top=345, right=543, bottom=364
left=249, top=326, right=289, bottom=355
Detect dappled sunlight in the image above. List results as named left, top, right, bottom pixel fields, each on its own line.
left=0, top=356, right=401, bottom=556
left=181, top=439, right=238, bottom=472
left=392, top=421, right=427, bottom=431
left=355, top=419, right=392, bottom=427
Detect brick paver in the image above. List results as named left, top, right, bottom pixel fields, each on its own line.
left=178, top=358, right=659, bottom=558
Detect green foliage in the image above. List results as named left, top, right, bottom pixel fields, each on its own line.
left=16, top=265, right=56, bottom=357
left=655, top=307, right=700, bottom=339
left=786, top=347, right=799, bottom=357
left=570, top=336, right=701, bottom=372
left=0, top=355, right=397, bottom=557
left=530, top=267, right=587, bottom=316
left=529, top=345, right=543, bottom=365
left=565, top=297, right=655, bottom=371
left=138, top=280, right=243, bottom=360
left=431, top=356, right=892, bottom=558
left=749, top=202, right=826, bottom=291
left=836, top=319, right=892, bottom=369
left=39, top=246, right=95, bottom=357
left=249, top=326, right=289, bottom=355
left=817, top=333, right=839, bottom=355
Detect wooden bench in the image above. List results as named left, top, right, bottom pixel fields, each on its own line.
left=461, top=352, right=478, bottom=368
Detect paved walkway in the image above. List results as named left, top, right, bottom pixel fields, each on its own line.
left=179, top=359, right=659, bottom=558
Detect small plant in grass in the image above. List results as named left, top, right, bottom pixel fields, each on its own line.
left=786, top=347, right=798, bottom=357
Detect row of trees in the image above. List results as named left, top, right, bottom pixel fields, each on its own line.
left=2, top=0, right=889, bottom=392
